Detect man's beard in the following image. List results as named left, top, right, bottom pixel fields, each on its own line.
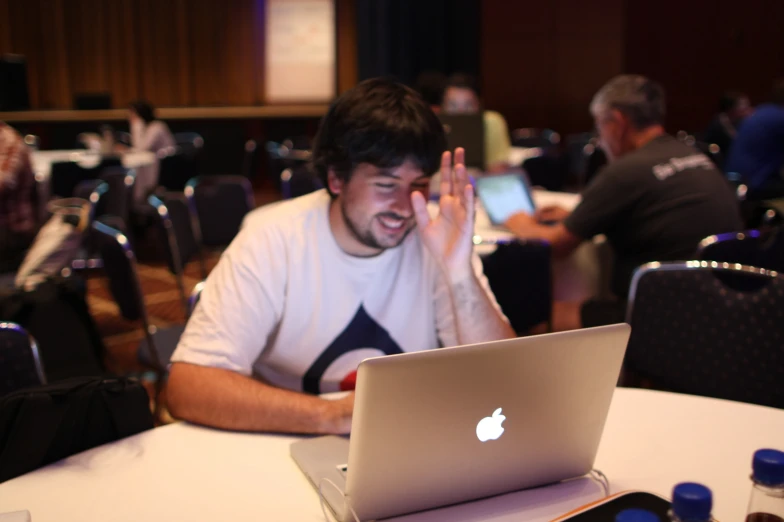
left=340, top=201, right=414, bottom=254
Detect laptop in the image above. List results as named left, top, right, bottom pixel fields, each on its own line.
left=291, top=324, right=631, bottom=521
left=438, top=113, right=485, bottom=169
left=475, top=172, right=538, bottom=226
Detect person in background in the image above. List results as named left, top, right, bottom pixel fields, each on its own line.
left=725, top=80, right=784, bottom=198
left=0, top=122, right=37, bottom=273
left=503, top=75, right=743, bottom=330
left=166, top=78, right=513, bottom=435
left=415, top=71, right=447, bottom=113
left=441, top=73, right=512, bottom=172
left=703, top=91, right=753, bottom=154
left=127, top=101, right=176, bottom=154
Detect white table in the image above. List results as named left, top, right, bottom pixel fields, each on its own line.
left=1, top=388, right=780, bottom=522
left=472, top=189, right=604, bottom=302
left=31, top=150, right=158, bottom=205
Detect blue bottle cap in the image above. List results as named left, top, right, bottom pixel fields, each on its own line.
left=672, top=482, right=712, bottom=521
left=616, top=508, right=660, bottom=522
left=753, top=448, right=784, bottom=486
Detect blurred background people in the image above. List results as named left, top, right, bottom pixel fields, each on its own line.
left=703, top=91, right=753, bottom=154
left=725, top=80, right=784, bottom=197
left=441, top=73, right=511, bottom=172
left=0, top=121, right=37, bottom=273
left=128, top=100, right=175, bottom=155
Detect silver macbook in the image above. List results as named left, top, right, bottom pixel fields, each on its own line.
left=291, top=324, right=631, bottom=521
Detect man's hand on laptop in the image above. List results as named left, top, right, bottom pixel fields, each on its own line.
left=535, top=205, right=570, bottom=224
left=320, top=392, right=355, bottom=435
left=411, top=147, right=476, bottom=282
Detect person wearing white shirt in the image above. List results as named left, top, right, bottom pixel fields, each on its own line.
left=127, top=101, right=176, bottom=203
left=167, top=78, right=515, bottom=435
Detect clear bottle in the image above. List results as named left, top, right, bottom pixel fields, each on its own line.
left=669, top=482, right=712, bottom=522
left=746, top=449, right=784, bottom=522
left=616, top=508, right=661, bottom=522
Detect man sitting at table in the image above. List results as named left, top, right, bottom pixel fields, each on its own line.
left=167, top=78, right=514, bottom=435
left=504, top=75, right=742, bottom=330
left=0, top=121, right=37, bottom=273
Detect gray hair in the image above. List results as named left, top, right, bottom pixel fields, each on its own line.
left=590, top=75, right=666, bottom=129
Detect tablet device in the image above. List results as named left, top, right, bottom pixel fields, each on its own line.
left=475, top=173, right=536, bottom=225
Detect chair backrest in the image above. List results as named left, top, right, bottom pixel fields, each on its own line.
left=91, top=221, right=148, bottom=325
left=73, top=179, right=109, bottom=224
left=173, top=132, right=204, bottom=150
left=185, top=176, right=254, bottom=248
left=697, top=228, right=784, bottom=272
left=241, top=139, right=258, bottom=179
left=159, top=151, right=198, bottom=192
left=97, top=167, right=135, bottom=225
left=480, top=240, right=552, bottom=334
left=188, top=281, right=205, bottom=318
left=625, top=261, right=784, bottom=409
left=522, top=154, right=568, bottom=192
left=0, top=322, right=46, bottom=397
left=50, top=162, right=99, bottom=199
left=693, top=140, right=724, bottom=171
left=148, top=193, right=201, bottom=275
left=280, top=165, right=324, bottom=199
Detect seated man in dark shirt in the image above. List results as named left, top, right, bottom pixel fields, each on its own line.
left=703, top=91, right=753, bottom=155
left=504, top=75, right=743, bottom=330
left=725, top=80, right=784, bottom=197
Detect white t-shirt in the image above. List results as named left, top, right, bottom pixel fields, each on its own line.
left=172, top=190, right=503, bottom=394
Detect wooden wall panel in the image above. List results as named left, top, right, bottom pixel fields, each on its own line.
left=0, top=0, right=352, bottom=110
left=481, top=0, right=625, bottom=135
left=625, top=0, right=784, bottom=133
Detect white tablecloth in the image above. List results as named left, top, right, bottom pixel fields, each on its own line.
left=0, top=388, right=780, bottom=522
left=31, top=150, right=157, bottom=204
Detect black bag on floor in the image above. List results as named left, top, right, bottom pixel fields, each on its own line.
left=0, top=377, right=153, bottom=483
left=0, top=275, right=106, bottom=381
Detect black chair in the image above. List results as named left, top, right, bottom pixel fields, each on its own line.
left=511, top=128, right=560, bottom=150
left=280, top=166, right=324, bottom=199
left=188, top=281, right=205, bottom=318
left=91, top=221, right=184, bottom=373
left=173, top=132, right=204, bottom=151
left=266, top=139, right=312, bottom=192
left=148, top=194, right=206, bottom=316
left=185, top=176, right=254, bottom=248
left=0, top=322, right=46, bottom=397
left=693, top=141, right=724, bottom=171
left=241, top=139, right=259, bottom=180
left=159, top=151, right=198, bottom=192
left=71, top=179, right=110, bottom=270
left=50, top=162, right=99, bottom=199
left=697, top=228, right=784, bottom=273
left=480, top=240, right=552, bottom=334
left=624, top=261, right=784, bottom=409
left=522, top=154, right=569, bottom=192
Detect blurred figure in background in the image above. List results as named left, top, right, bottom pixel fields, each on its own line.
left=415, top=71, right=446, bottom=113
left=128, top=100, right=175, bottom=154
left=441, top=73, right=511, bottom=172
left=725, top=80, right=784, bottom=198
left=703, top=91, right=753, bottom=154
left=0, top=122, right=37, bottom=273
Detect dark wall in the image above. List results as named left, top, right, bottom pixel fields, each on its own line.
left=481, top=0, right=784, bottom=136
left=356, top=0, right=481, bottom=86
left=625, top=0, right=784, bottom=133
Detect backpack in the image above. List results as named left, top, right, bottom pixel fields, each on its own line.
left=0, top=377, right=153, bottom=483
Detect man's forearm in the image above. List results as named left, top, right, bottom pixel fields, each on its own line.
left=447, top=272, right=516, bottom=345
left=167, top=362, right=352, bottom=434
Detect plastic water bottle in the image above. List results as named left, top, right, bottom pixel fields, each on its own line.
left=617, top=508, right=661, bottom=522
left=669, top=482, right=713, bottom=522
left=746, top=449, right=784, bottom=522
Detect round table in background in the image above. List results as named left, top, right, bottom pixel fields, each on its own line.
left=31, top=149, right=158, bottom=206
left=0, top=388, right=780, bottom=522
